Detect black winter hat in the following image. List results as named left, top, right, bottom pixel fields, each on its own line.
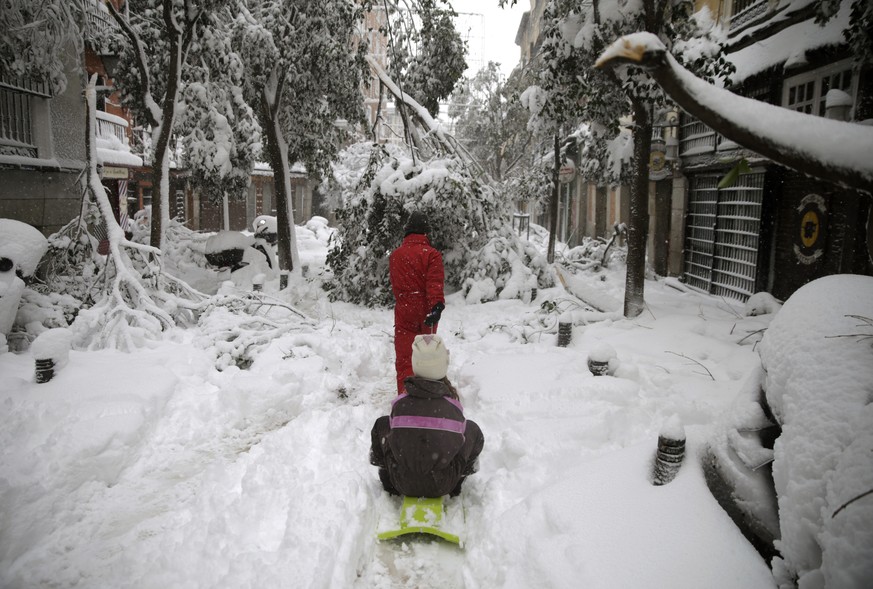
left=404, top=211, right=430, bottom=236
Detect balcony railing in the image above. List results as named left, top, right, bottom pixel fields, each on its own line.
left=96, top=110, right=129, bottom=146
left=85, top=0, right=120, bottom=41
left=679, top=118, right=717, bottom=156
left=730, top=0, right=768, bottom=30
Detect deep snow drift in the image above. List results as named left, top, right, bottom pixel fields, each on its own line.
left=1, top=220, right=867, bottom=588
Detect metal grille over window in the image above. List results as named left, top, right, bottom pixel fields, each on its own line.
left=679, top=116, right=717, bottom=157
left=730, top=0, right=768, bottom=30
left=0, top=76, right=49, bottom=158
left=683, top=171, right=764, bottom=301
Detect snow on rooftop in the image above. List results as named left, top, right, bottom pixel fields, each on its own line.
left=727, top=1, right=851, bottom=83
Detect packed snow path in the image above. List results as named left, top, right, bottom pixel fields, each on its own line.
left=0, top=281, right=777, bottom=588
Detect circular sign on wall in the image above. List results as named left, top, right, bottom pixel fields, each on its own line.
left=558, top=158, right=576, bottom=184
left=793, top=193, right=827, bottom=265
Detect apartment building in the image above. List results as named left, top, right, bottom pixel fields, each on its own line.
left=0, top=0, right=154, bottom=237
left=511, top=0, right=871, bottom=301
left=679, top=0, right=872, bottom=301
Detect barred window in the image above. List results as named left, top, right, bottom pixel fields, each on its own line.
left=0, top=76, right=50, bottom=158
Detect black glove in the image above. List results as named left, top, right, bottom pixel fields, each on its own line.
left=424, top=302, right=445, bottom=326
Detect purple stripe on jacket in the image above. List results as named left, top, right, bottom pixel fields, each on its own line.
left=392, top=393, right=464, bottom=412
left=390, top=415, right=467, bottom=434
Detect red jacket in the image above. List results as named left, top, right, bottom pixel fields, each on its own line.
left=389, top=234, right=445, bottom=313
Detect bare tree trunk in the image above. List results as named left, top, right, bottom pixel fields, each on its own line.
left=547, top=132, right=561, bottom=263
left=261, top=90, right=300, bottom=273
left=624, top=99, right=652, bottom=318
left=148, top=0, right=184, bottom=251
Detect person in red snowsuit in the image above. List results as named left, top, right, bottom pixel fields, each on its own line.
left=389, top=212, right=445, bottom=394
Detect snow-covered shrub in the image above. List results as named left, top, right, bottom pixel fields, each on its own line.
left=38, top=211, right=105, bottom=302
left=326, top=141, right=552, bottom=306
left=16, top=290, right=82, bottom=332
left=195, top=292, right=312, bottom=371
left=460, top=224, right=551, bottom=303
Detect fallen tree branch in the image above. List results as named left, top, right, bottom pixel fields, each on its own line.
left=665, top=350, right=715, bottom=380
left=832, top=488, right=873, bottom=519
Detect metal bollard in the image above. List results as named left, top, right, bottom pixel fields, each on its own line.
left=557, top=322, right=572, bottom=347
left=588, top=358, right=610, bottom=376
left=35, top=357, right=55, bottom=383
left=652, top=433, right=686, bottom=485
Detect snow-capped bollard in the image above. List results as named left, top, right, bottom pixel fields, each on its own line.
left=252, top=273, right=264, bottom=292
left=30, top=328, right=73, bottom=384
left=652, top=415, right=686, bottom=485
left=279, top=270, right=289, bottom=290
left=588, top=342, right=617, bottom=376
left=557, top=321, right=572, bottom=347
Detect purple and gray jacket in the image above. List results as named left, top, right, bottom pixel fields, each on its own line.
left=384, top=376, right=467, bottom=496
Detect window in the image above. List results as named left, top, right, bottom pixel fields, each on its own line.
left=783, top=60, right=856, bottom=117
left=0, top=76, right=50, bottom=158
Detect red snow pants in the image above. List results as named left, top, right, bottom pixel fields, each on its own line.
left=393, top=297, right=437, bottom=394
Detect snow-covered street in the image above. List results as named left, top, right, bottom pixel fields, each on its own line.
left=0, top=231, right=780, bottom=588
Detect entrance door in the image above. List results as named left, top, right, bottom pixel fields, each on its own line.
left=683, top=171, right=764, bottom=301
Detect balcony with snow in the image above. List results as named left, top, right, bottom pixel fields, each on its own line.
left=95, top=110, right=142, bottom=171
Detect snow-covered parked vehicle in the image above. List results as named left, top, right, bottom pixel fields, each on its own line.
left=252, top=215, right=278, bottom=245
left=203, top=229, right=276, bottom=290
left=704, top=274, right=873, bottom=587
left=0, top=219, right=49, bottom=339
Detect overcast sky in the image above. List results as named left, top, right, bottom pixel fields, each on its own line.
left=451, top=0, right=530, bottom=77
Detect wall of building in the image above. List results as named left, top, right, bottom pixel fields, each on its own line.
left=0, top=47, right=87, bottom=236
left=768, top=170, right=873, bottom=300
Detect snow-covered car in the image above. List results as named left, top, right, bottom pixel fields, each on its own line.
left=0, top=219, right=48, bottom=338
left=252, top=215, right=277, bottom=245
left=704, top=274, right=873, bottom=587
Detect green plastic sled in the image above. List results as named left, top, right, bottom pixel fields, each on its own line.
left=376, top=496, right=461, bottom=545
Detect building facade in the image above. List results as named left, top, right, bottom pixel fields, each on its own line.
left=511, top=0, right=872, bottom=302
left=677, top=0, right=873, bottom=301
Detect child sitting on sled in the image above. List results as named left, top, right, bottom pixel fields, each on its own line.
left=370, top=334, right=484, bottom=498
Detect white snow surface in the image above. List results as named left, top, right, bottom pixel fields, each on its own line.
left=1, top=225, right=868, bottom=588
left=759, top=274, right=873, bottom=588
